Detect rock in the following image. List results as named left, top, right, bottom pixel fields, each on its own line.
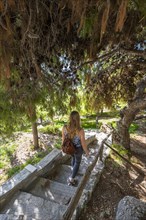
left=115, top=196, right=146, bottom=220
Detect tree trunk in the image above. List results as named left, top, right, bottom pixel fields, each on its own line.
left=28, top=104, right=39, bottom=149
left=117, top=76, right=146, bottom=150
left=117, top=120, right=130, bottom=149
left=32, top=121, right=39, bottom=149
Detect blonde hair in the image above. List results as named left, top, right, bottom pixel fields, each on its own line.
left=67, top=111, right=81, bottom=138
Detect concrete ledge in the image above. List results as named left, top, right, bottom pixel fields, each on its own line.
left=0, top=164, right=37, bottom=210
left=35, top=148, right=62, bottom=176
left=71, top=134, right=111, bottom=220
left=85, top=134, right=96, bottom=146
left=0, top=164, right=37, bottom=198
left=0, top=149, right=62, bottom=210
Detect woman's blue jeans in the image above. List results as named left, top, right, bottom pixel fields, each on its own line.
left=71, top=147, right=83, bottom=178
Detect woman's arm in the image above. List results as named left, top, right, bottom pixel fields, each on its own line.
left=80, top=129, right=89, bottom=156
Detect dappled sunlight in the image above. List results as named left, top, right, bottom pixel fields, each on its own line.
left=130, top=136, right=146, bottom=158
left=1, top=177, right=16, bottom=195
left=35, top=207, right=40, bottom=219
left=85, top=129, right=97, bottom=136
left=45, top=190, right=55, bottom=201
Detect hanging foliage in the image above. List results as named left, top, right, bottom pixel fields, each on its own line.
left=0, top=0, right=145, bottom=79
left=0, top=0, right=145, bottom=113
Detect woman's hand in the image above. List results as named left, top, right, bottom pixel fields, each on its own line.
left=85, top=149, right=90, bottom=156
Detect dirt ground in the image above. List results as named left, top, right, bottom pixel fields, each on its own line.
left=0, top=132, right=60, bottom=185
left=79, top=135, right=146, bottom=220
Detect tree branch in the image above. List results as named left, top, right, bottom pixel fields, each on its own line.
left=120, top=48, right=146, bottom=57
left=73, top=47, right=119, bottom=72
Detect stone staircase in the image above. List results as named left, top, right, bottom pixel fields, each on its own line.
left=0, top=131, right=111, bottom=220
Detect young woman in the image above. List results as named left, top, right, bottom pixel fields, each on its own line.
left=62, top=111, right=89, bottom=186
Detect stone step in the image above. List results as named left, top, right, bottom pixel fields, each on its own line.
left=0, top=149, right=62, bottom=210
left=50, top=164, right=80, bottom=185
left=26, top=177, right=77, bottom=205
left=49, top=141, right=99, bottom=185
left=0, top=214, right=27, bottom=220
left=2, top=191, right=66, bottom=220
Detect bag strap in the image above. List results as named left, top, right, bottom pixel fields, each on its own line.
left=64, top=125, right=69, bottom=138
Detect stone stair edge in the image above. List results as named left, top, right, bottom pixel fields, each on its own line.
left=71, top=135, right=112, bottom=220
left=3, top=191, right=67, bottom=220
left=62, top=140, right=104, bottom=220
left=0, top=149, right=61, bottom=197
left=27, top=177, right=77, bottom=207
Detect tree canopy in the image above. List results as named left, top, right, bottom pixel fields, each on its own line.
left=0, top=0, right=146, bottom=145
left=0, top=0, right=146, bottom=78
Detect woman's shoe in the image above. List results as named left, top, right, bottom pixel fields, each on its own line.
left=67, top=177, right=77, bottom=186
